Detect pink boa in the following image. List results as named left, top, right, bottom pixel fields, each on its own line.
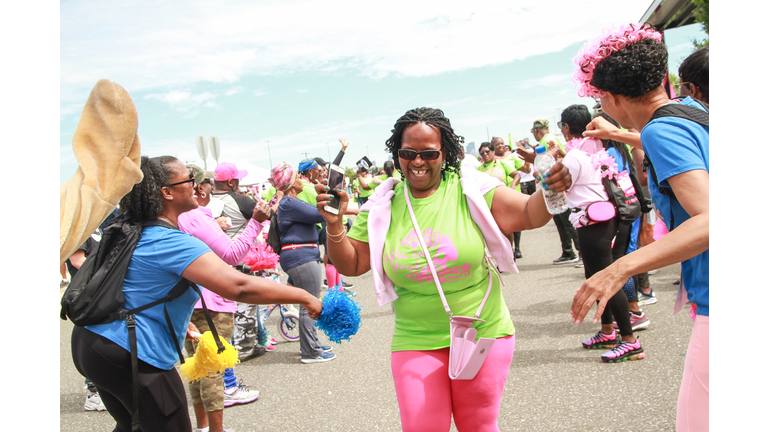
left=572, top=22, right=663, bottom=98
left=565, top=137, right=619, bottom=179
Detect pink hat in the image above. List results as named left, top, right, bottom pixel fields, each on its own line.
left=214, top=162, right=248, bottom=181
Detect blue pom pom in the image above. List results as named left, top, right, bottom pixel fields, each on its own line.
left=315, top=287, right=362, bottom=343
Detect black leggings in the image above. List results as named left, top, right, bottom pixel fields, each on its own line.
left=577, top=218, right=633, bottom=336
left=71, top=326, right=192, bottom=432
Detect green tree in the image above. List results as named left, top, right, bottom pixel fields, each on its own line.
left=692, top=0, right=709, bottom=48
left=669, top=74, right=680, bottom=95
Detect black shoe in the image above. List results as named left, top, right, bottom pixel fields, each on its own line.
left=553, top=254, right=578, bottom=265
left=342, top=280, right=354, bottom=288
left=514, top=249, right=522, bottom=259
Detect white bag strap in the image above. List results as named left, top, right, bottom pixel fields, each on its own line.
left=403, top=182, right=494, bottom=319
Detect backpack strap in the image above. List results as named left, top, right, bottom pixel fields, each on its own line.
left=643, top=100, right=710, bottom=230
left=123, top=218, right=226, bottom=432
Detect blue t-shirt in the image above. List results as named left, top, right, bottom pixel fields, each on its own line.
left=86, top=226, right=211, bottom=370
left=641, top=97, right=709, bottom=316
left=277, top=197, right=324, bottom=271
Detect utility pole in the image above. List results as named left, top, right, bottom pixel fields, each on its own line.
left=326, top=142, right=331, bottom=162
left=265, top=141, right=273, bottom=170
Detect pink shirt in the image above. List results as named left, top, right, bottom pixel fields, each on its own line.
left=178, top=206, right=263, bottom=312
left=561, top=137, right=609, bottom=228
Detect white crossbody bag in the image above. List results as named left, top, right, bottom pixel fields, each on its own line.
left=404, top=186, right=496, bottom=380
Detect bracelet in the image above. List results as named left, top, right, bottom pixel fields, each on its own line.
left=327, top=228, right=347, bottom=243
left=326, top=227, right=346, bottom=237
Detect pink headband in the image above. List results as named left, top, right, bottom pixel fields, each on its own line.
left=269, top=162, right=297, bottom=192
left=572, top=22, right=663, bottom=98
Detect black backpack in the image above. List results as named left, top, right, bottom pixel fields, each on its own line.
left=600, top=166, right=641, bottom=224
left=61, top=215, right=224, bottom=432
left=266, top=209, right=282, bottom=254
left=642, top=99, right=709, bottom=230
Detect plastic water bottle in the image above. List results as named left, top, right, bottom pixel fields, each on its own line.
left=534, top=146, right=569, bottom=214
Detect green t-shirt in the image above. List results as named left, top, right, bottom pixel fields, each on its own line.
left=348, top=172, right=515, bottom=351
left=477, top=159, right=518, bottom=190
left=296, top=179, right=318, bottom=206
left=357, top=174, right=374, bottom=198
left=540, top=133, right=566, bottom=155
left=264, top=186, right=276, bottom=202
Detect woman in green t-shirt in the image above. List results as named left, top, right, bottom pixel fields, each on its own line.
left=313, top=108, right=572, bottom=432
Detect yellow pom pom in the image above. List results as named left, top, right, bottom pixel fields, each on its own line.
left=178, top=331, right=240, bottom=382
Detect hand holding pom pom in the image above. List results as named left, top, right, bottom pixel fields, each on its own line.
left=315, top=287, right=362, bottom=344
left=179, top=331, right=240, bottom=382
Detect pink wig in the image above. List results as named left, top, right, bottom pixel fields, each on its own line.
left=572, top=22, right=663, bottom=98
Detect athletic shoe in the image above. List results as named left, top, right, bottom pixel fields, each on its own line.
left=342, top=289, right=356, bottom=297
left=648, top=269, right=660, bottom=275
left=268, top=337, right=280, bottom=345
left=581, top=330, right=620, bottom=349
left=638, top=289, right=657, bottom=306
left=342, top=280, right=354, bottom=289
left=514, top=249, right=522, bottom=259
left=553, top=254, right=579, bottom=265
left=60, top=279, right=69, bottom=288
left=224, top=385, right=260, bottom=407
left=322, top=280, right=329, bottom=288
left=84, top=392, right=106, bottom=411
left=573, top=259, right=584, bottom=268
left=322, top=345, right=333, bottom=352
left=601, top=338, right=645, bottom=363
left=301, top=352, right=336, bottom=364
left=613, top=311, right=650, bottom=332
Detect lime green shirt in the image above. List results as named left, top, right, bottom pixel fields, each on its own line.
left=348, top=172, right=515, bottom=351
left=357, top=174, right=374, bottom=198
left=477, top=158, right=518, bottom=190
left=540, top=133, right=566, bottom=155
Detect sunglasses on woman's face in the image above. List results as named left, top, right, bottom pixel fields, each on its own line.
left=166, top=170, right=195, bottom=187
left=479, top=149, right=491, bottom=155
left=398, top=148, right=442, bottom=161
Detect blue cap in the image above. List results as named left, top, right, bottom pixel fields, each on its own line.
left=535, top=145, right=546, bottom=154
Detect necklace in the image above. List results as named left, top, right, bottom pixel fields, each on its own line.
left=158, top=214, right=177, bottom=227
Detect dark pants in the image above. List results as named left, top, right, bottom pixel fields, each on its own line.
left=71, top=326, right=192, bottom=432
left=520, top=180, right=536, bottom=196
left=577, top=218, right=632, bottom=336
left=554, top=211, right=579, bottom=257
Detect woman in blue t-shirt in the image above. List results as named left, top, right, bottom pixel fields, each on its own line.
left=70, top=156, right=322, bottom=432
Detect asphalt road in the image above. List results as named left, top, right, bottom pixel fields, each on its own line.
left=60, top=218, right=691, bottom=431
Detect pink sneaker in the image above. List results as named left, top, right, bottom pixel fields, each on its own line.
left=601, top=338, right=645, bottom=363
left=582, top=330, right=620, bottom=349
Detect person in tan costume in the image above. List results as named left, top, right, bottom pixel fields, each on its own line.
left=60, top=79, right=143, bottom=264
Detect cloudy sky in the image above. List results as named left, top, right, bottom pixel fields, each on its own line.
left=59, top=0, right=705, bottom=184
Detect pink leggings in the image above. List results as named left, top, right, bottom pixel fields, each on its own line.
left=325, top=264, right=341, bottom=289
left=391, top=334, right=515, bottom=432
left=677, top=315, right=709, bottom=432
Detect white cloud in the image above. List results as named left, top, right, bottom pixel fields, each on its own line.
left=144, top=89, right=219, bottom=115
left=61, top=0, right=648, bottom=106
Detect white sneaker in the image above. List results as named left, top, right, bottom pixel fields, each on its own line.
left=638, top=289, right=657, bottom=306
left=84, top=392, right=106, bottom=411
left=224, top=386, right=260, bottom=407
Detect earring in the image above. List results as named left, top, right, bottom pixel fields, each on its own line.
left=200, top=192, right=206, bottom=198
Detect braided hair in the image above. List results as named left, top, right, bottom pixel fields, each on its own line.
left=119, top=155, right=176, bottom=223
left=384, top=107, right=463, bottom=179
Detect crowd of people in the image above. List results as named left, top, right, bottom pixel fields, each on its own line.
left=61, top=21, right=708, bottom=432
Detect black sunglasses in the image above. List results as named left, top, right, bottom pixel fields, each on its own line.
left=479, top=149, right=491, bottom=155
left=398, top=148, right=442, bottom=161
left=166, top=170, right=195, bottom=187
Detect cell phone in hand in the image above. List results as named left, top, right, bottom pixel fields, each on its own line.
left=324, top=164, right=345, bottom=215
